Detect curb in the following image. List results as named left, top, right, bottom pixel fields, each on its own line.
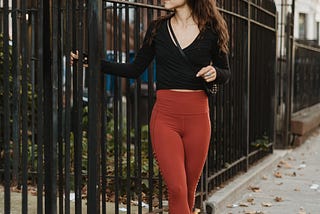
left=203, top=150, right=290, bottom=214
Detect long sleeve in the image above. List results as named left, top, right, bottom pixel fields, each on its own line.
left=101, top=21, right=156, bottom=79
left=212, top=51, right=231, bottom=85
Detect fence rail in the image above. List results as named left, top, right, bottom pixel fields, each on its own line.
left=0, top=0, right=276, bottom=213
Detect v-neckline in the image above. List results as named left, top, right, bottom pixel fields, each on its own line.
left=167, top=18, right=200, bottom=51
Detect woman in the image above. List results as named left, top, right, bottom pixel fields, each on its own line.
left=72, top=0, right=230, bottom=213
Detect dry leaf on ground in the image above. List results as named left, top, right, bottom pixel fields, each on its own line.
left=247, top=197, right=255, bottom=203
left=244, top=210, right=256, bottom=214
left=226, top=204, right=238, bottom=208
left=249, top=185, right=261, bottom=192
left=261, top=202, right=272, bottom=207
left=244, top=210, right=264, bottom=214
left=287, top=156, right=296, bottom=161
left=299, top=207, right=306, bottom=214
left=277, top=160, right=292, bottom=168
left=285, top=172, right=295, bottom=176
left=239, top=202, right=250, bottom=207
left=274, top=171, right=282, bottom=178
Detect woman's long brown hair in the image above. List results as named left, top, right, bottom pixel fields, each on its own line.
left=150, top=0, right=229, bottom=54
left=189, top=0, right=229, bottom=53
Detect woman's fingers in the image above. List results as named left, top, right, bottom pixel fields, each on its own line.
left=70, top=50, right=79, bottom=66
left=204, top=73, right=216, bottom=82
left=196, top=66, right=217, bottom=82
left=196, top=66, right=214, bottom=77
left=70, top=50, right=88, bottom=67
left=70, top=50, right=79, bottom=60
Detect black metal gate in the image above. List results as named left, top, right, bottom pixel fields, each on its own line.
left=0, top=0, right=276, bottom=213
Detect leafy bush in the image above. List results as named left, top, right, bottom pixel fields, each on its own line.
left=78, top=104, right=161, bottom=200
left=0, top=33, right=36, bottom=173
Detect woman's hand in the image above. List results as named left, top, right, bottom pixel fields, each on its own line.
left=70, top=50, right=88, bottom=67
left=196, top=65, right=217, bottom=82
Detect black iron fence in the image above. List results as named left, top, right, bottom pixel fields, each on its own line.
left=0, top=0, right=276, bottom=213
left=293, top=43, right=320, bottom=113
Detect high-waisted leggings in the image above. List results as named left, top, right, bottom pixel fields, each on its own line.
left=150, top=90, right=211, bottom=214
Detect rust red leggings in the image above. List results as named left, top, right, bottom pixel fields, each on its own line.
left=150, top=90, right=211, bottom=214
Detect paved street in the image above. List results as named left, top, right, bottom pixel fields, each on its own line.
left=220, top=129, right=320, bottom=214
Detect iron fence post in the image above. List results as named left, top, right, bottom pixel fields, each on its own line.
left=246, top=0, right=251, bottom=171
left=87, top=0, right=103, bottom=212
left=21, top=0, right=29, bottom=212
left=11, top=0, right=20, bottom=189
left=3, top=0, right=11, bottom=213
left=36, top=0, right=45, bottom=213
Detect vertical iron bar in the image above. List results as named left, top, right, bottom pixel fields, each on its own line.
left=278, top=0, right=285, bottom=147
left=246, top=0, right=251, bottom=171
left=236, top=15, right=242, bottom=174
left=43, top=0, right=54, bottom=212
left=72, top=0, right=83, bottom=212
left=146, top=3, right=154, bottom=212
left=217, top=88, right=222, bottom=186
left=234, top=13, right=238, bottom=172
left=52, top=0, right=60, bottom=211
left=11, top=0, right=20, bottom=188
left=124, top=4, right=132, bottom=214
left=228, top=6, right=234, bottom=179
left=241, top=14, right=246, bottom=171
left=136, top=79, right=143, bottom=214
left=21, top=0, right=29, bottom=212
left=273, top=10, right=278, bottom=150
left=87, top=0, right=102, bottom=212
left=3, top=0, right=11, bottom=213
left=76, top=0, right=84, bottom=208
left=135, top=7, right=142, bottom=214
left=101, top=2, right=107, bottom=214
left=288, top=0, right=296, bottom=146
left=37, top=0, right=44, bottom=213
left=57, top=0, right=64, bottom=212
left=113, top=3, right=120, bottom=214
left=114, top=77, right=120, bottom=214
left=31, top=10, right=36, bottom=183
left=101, top=77, right=107, bottom=212
left=126, top=84, right=132, bottom=214
left=64, top=0, right=72, bottom=212
left=132, top=6, right=138, bottom=212
left=118, top=4, right=123, bottom=182
left=227, top=8, right=233, bottom=181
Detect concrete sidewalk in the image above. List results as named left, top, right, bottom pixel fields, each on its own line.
left=206, top=128, right=320, bottom=214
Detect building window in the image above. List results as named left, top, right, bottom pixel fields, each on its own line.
left=299, top=13, right=307, bottom=39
